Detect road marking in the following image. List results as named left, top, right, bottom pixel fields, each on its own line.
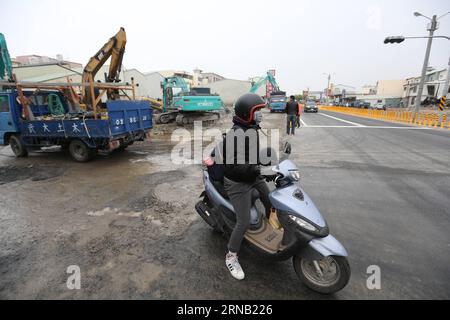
left=300, top=118, right=309, bottom=127
left=300, top=125, right=432, bottom=129
left=318, top=112, right=366, bottom=127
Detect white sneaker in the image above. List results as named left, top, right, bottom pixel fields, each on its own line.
left=226, top=254, right=245, bottom=280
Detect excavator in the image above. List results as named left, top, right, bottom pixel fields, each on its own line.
left=250, top=71, right=286, bottom=112
left=0, top=33, right=13, bottom=82
left=155, top=76, right=224, bottom=125
left=81, top=27, right=127, bottom=108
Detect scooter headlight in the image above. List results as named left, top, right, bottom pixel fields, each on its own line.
left=289, top=215, right=318, bottom=232
left=289, top=170, right=300, bottom=181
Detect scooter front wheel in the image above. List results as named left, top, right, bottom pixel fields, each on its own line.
left=293, top=255, right=350, bottom=294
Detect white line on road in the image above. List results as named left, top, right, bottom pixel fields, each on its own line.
left=318, top=112, right=366, bottom=127
left=300, top=125, right=432, bottom=129
left=300, top=118, right=308, bottom=127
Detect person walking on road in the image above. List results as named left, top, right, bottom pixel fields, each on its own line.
left=296, top=101, right=302, bottom=128
left=285, top=95, right=300, bottom=135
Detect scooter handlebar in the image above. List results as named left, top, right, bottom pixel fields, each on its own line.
left=260, top=174, right=278, bottom=182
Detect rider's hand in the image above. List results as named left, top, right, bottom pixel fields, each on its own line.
left=264, top=174, right=278, bottom=182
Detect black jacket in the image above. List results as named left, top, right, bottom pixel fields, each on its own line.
left=220, top=116, right=261, bottom=183
left=285, top=100, right=300, bottom=115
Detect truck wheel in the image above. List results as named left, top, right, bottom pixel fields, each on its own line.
left=9, top=135, right=28, bottom=158
left=69, top=140, right=95, bottom=162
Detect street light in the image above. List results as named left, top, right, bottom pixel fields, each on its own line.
left=384, top=11, right=449, bottom=116
left=384, top=35, right=450, bottom=43
left=413, top=12, right=431, bottom=19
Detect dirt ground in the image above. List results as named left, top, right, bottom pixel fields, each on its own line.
left=0, top=110, right=287, bottom=299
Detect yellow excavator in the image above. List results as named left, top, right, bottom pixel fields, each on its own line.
left=81, top=27, right=127, bottom=108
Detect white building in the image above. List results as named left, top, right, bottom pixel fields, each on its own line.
left=403, top=68, right=448, bottom=107
left=205, top=79, right=265, bottom=106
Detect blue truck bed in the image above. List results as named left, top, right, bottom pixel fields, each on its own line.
left=19, top=100, right=152, bottom=140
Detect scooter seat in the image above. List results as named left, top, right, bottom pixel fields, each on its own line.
left=211, top=179, right=259, bottom=204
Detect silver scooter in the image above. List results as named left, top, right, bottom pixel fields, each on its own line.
left=195, top=143, right=351, bottom=294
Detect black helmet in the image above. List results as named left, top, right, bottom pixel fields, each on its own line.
left=234, top=93, right=266, bottom=123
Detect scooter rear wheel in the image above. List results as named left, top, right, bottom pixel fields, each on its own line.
left=293, top=255, right=350, bottom=294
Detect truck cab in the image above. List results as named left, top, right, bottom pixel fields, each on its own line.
left=0, top=93, right=19, bottom=145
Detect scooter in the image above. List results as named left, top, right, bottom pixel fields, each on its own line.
left=195, top=143, right=351, bottom=294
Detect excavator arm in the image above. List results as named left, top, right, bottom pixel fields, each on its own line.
left=0, top=33, right=13, bottom=82
left=81, top=27, right=127, bottom=106
left=250, top=71, right=280, bottom=93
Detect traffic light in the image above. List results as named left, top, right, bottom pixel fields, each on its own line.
left=384, top=36, right=405, bottom=44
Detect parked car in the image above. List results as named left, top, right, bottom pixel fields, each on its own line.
left=371, top=103, right=386, bottom=110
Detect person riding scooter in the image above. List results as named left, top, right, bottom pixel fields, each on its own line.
left=215, top=93, right=274, bottom=280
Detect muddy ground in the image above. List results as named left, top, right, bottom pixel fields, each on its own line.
left=0, top=110, right=297, bottom=299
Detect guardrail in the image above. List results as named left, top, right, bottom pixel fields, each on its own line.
left=319, top=106, right=450, bottom=129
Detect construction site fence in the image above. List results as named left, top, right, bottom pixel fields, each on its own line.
left=319, top=106, right=450, bottom=129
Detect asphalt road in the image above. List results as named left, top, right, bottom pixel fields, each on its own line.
left=289, top=110, right=450, bottom=299
left=0, top=110, right=449, bottom=299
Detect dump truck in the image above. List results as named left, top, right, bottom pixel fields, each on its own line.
left=0, top=30, right=152, bottom=162
left=250, top=71, right=286, bottom=112
left=0, top=85, right=152, bottom=162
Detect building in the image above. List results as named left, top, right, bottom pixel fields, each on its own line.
left=155, top=70, right=194, bottom=86
left=330, top=79, right=405, bottom=107
left=192, top=69, right=226, bottom=87
left=15, top=55, right=82, bottom=69
left=403, top=68, right=449, bottom=107
left=143, top=72, right=165, bottom=99
left=199, top=72, right=225, bottom=84
left=361, top=85, right=376, bottom=95
left=13, top=63, right=82, bottom=83
left=205, top=78, right=265, bottom=106
left=376, top=79, right=405, bottom=96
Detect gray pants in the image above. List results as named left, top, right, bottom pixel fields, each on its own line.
left=287, top=114, right=296, bottom=135
left=224, top=177, right=271, bottom=253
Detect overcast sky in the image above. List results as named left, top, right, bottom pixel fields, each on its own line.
left=1, top=0, right=449, bottom=93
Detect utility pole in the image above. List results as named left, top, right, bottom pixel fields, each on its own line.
left=443, top=56, right=450, bottom=100
left=323, top=73, right=332, bottom=102
left=414, top=14, right=438, bottom=114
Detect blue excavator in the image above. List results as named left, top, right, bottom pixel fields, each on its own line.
left=155, top=76, right=224, bottom=125
left=250, top=71, right=286, bottom=112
